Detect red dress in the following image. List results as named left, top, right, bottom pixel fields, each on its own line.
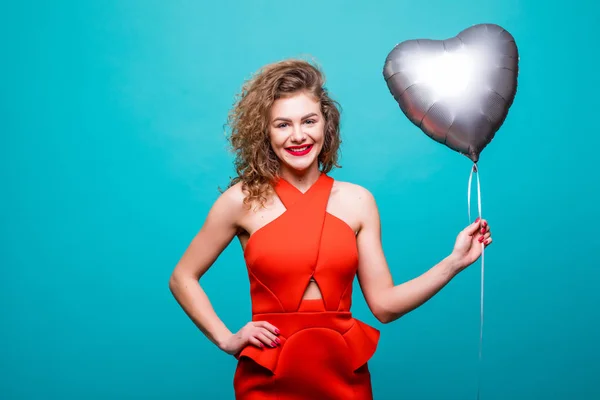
left=234, top=173, right=380, bottom=399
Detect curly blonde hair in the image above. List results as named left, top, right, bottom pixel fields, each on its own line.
left=225, top=58, right=342, bottom=208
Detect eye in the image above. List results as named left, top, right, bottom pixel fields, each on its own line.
left=277, top=122, right=289, bottom=128
left=304, top=119, right=316, bottom=125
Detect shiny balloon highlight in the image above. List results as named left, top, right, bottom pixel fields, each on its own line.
left=383, top=23, right=519, bottom=162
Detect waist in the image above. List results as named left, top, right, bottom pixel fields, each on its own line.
left=252, top=300, right=355, bottom=336
left=239, top=302, right=380, bottom=374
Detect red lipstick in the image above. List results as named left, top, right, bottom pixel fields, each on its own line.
left=285, top=144, right=313, bottom=156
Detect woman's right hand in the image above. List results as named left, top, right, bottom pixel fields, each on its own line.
left=220, top=321, right=281, bottom=355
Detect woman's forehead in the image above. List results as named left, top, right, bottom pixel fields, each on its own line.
left=271, top=92, right=321, bottom=119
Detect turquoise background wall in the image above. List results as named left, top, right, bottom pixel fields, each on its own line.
left=2, top=1, right=599, bottom=399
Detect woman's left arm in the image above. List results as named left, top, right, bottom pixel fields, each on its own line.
left=355, top=187, right=492, bottom=324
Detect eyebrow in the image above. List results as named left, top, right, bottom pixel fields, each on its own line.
left=272, top=113, right=318, bottom=123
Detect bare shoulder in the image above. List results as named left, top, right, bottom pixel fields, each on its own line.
left=208, top=181, right=248, bottom=226
left=218, top=181, right=247, bottom=206
left=332, top=179, right=377, bottom=209
left=331, top=179, right=379, bottom=234
left=334, top=181, right=379, bottom=233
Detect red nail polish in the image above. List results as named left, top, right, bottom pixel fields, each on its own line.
left=482, top=221, right=487, bottom=227
left=480, top=228, right=485, bottom=233
left=479, top=236, right=484, bottom=242
left=271, top=342, right=277, bottom=347
left=475, top=217, right=480, bottom=222
left=485, top=239, right=490, bottom=244
left=275, top=338, right=281, bottom=345
left=275, top=329, right=280, bottom=335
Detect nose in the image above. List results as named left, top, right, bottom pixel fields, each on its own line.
left=290, top=123, right=306, bottom=142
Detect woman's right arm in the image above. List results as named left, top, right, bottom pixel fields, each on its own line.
left=168, top=184, right=280, bottom=354
left=168, top=185, right=242, bottom=350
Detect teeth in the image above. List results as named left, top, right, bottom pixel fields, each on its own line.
left=289, top=145, right=310, bottom=152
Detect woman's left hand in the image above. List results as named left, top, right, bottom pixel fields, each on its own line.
left=449, top=217, right=492, bottom=274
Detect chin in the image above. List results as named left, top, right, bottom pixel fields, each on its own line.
left=282, top=157, right=317, bottom=172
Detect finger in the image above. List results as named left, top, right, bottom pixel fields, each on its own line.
left=483, top=222, right=490, bottom=233
left=484, top=237, right=493, bottom=246
left=254, top=320, right=280, bottom=335
left=255, top=331, right=277, bottom=348
left=248, top=336, right=265, bottom=349
left=478, top=231, right=491, bottom=242
left=259, top=327, right=279, bottom=345
left=477, top=231, right=491, bottom=243
left=465, top=218, right=482, bottom=235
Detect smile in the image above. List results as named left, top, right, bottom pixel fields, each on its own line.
left=285, top=144, right=313, bottom=156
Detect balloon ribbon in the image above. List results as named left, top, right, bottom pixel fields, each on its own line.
left=468, top=163, right=484, bottom=400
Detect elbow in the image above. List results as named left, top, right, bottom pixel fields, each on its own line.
left=375, top=310, right=405, bottom=324
left=374, top=310, right=395, bottom=324
left=376, top=313, right=391, bottom=324
left=169, top=268, right=200, bottom=294
left=372, top=299, right=403, bottom=324
left=168, top=272, right=179, bottom=293
left=371, top=302, right=393, bottom=324
left=168, top=270, right=186, bottom=294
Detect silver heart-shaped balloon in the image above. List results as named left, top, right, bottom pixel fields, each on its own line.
left=383, top=23, right=519, bottom=162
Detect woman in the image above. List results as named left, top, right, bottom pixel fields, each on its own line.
left=169, top=59, right=492, bottom=399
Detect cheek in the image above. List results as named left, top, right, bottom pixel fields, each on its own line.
left=315, top=124, right=327, bottom=144
left=268, top=130, right=285, bottom=149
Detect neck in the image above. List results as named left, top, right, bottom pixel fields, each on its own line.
left=278, top=164, right=322, bottom=193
